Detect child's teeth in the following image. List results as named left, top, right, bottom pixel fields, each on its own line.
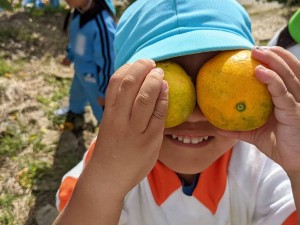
left=191, top=137, right=199, bottom=144
left=183, top=137, right=191, bottom=144
left=172, top=135, right=209, bottom=144
left=172, top=134, right=177, bottom=139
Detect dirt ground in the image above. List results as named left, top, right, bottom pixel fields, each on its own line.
left=0, top=2, right=298, bottom=225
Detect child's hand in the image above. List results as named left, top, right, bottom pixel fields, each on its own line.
left=219, top=46, right=300, bottom=178
left=97, top=96, right=105, bottom=106
left=90, top=59, right=168, bottom=196
left=61, top=57, right=72, bottom=66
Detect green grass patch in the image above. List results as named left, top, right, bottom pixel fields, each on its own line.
left=0, top=194, right=18, bottom=225
left=0, top=128, right=27, bottom=158
left=36, top=96, right=52, bottom=106
left=0, top=58, right=15, bottom=76
left=18, top=160, right=51, bottom=189
left=0, top=194, right=17, bottom=209
left=42, top=74, right=70, bottom=125
left=43, top=74, right=71, bottom=99
left=49, top=113, right=66, bottom=127
left=0, top=116, right=49, bottom=157
left=28, top=133, right=46, bottom=152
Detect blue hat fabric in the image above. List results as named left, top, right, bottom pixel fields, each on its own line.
left=114, top=0, right=255, bottom=69
left=104, top=0, right=116, bottom=15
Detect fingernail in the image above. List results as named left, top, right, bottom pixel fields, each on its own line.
left=257, top=65, right=268, bottom=71
left=162, top=80, right=168, bottom=91
left=148, top=59, right=156, bottom=66
left=154, top=67, right=164, bottom=76
left=254, top=46, right=270, bottom=51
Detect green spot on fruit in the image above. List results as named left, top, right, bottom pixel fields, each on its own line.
left=236, top=102, right=246, bottom=112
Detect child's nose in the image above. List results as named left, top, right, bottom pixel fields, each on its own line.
left=186, top=105, right=207, bottom=123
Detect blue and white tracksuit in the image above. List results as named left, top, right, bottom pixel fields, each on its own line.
left=66, top=5, right=116, bottom=123
left=22, top=0, right=59, bottom=8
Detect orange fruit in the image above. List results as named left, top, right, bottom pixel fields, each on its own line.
left=196, top=50, right=273, bottom=131
left=157, top=61, right=196, bottom=128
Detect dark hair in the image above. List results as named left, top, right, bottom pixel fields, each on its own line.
left=63, top=1, right=116, bottom=33
left=276, top=25, right=297, bottom=49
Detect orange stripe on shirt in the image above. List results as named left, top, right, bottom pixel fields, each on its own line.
left=148, top=161, right=181, bottom=206
left=193, top=149, right=232, bottom=214
left=282, top=211, right=298, bottom=225
left=58, top=176, right=78, bottom=212
left=84, top=139, right=97, bottom=165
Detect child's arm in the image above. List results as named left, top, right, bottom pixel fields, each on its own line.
left=218, top=46, right=300, bottom=222
left=53, top=59, right=168, bottom=225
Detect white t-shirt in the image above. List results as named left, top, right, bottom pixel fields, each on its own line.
left=56, top=141, right=297, bottom=225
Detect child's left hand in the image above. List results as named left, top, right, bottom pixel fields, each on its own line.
left=98, top=96, right=105, bottom=106
left=219, top=46, right=300, bottom=178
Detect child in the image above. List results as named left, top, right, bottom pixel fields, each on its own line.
left=53, top=0, right=300, bottom=224
left=22, top=0, right=60, bottom=8
left=62, top=0, right=116, bottom=130
left=268, top=9, right=300, bottom=59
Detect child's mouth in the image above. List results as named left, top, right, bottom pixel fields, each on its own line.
left=166, top=134, right=213, bottom=145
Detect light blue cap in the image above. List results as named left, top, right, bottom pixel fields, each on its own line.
left=104, top=0, right=116, bottom=15
left=114, top=0, right=255, bottom=69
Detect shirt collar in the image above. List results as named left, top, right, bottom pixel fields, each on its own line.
left=147, top=149, right=232, bottom=214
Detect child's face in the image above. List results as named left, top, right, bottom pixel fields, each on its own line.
left=159, top=52, right=237, bottom=175
left=65, top=0, right=89, bottom=9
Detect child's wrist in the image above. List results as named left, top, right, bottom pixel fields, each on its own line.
left=83, top=156, right=130, bottom=199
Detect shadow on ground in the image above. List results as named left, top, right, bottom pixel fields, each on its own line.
left=24, top=129, right=87, bottom=225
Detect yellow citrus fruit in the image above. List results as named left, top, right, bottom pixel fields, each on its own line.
left=157, top=61, right=196, bottom=128
left=196, top=50, right=273, bottom=131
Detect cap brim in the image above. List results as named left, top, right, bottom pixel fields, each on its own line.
left=127, top=30, right=254, bottom=64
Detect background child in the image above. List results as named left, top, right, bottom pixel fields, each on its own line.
left=54, top=0, right=300, bottom=224
left=22, top=0, right=60, bottom=8
left=61, top=0, right=116, bottom=131
left=268, top=9, right=300, bottom=59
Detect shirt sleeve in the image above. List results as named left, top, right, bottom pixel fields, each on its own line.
left=55, top=138, right=97, bottom=212
left=252, top=157, right=297, bottom=225
left=93, top=10, right=116, bottom=98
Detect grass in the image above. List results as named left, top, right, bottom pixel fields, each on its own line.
left=17, top=160, right=51, bottom=189
left=0, top=126, right=27, bottom=158
left=43, top=75, right=70, bottom=102
left=0, top=194, right=17, bottom=225
left=0, top=58, right=18, bottom=76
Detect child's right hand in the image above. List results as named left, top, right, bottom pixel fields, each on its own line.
left=90, top=59, right=168, bottom=196
left=61, top=57, right=72, bottom=66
